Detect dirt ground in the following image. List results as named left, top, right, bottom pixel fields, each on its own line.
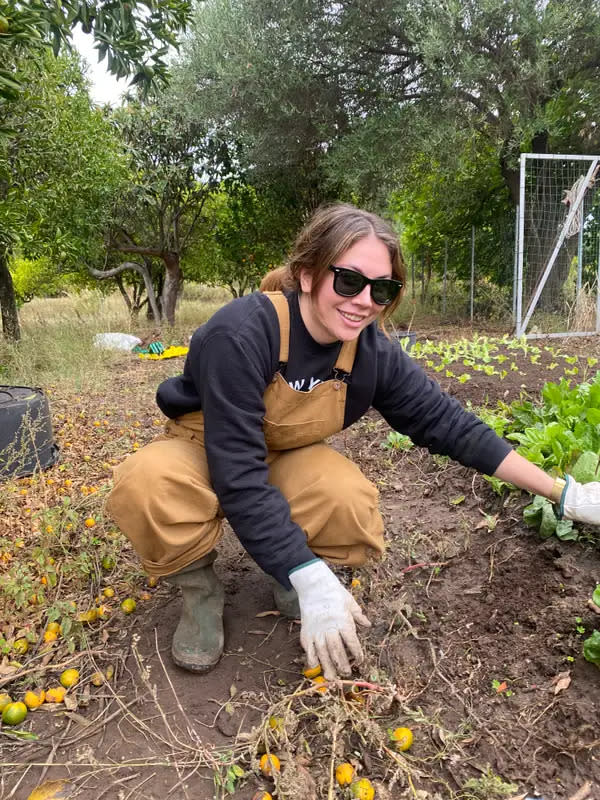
left=3, top=328, right=600, bottom=800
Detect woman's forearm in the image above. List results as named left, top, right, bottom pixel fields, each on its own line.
left=492, top=449, right=558, bottom=499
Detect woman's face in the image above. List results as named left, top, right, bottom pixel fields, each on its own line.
left=299, top=234, right=393, bottom=344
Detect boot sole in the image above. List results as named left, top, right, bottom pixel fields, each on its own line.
left=171, top=650, right=222, bottom=674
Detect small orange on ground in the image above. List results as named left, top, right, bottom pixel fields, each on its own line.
left=45, top=686, right=66, bottom=704
left=24, top=689, right=45, bottom=709
left=268, top=715, right=284, bottom=732
left=335, top=763, right=355, bottom=786
left=12, top=637, right=29, bottom=655
left=46, top=622, right=61, bottom=635
left=60, top=668, right=80, bottom=688
left=251, top=793, right=273, bottom=800
left=77, top=608, right=98, bottom=624
left=0, top=693, right=13, bottom=711
left=390, top=726, right=413, bottom=752
left=120, top=598, right=136, bottom=614
left=351, top=578, right=361, bottom=588
left=302, top=664, right=322, bottom=679
left=351, top=777, right=375, bottom=800
left=96, top=604, right=109, bottom=618
left=102, top=587, right=115, bottom=598
left=311, top=675, right=328, bottom=693
left=90, top=672, right=105, bottom=686
left=259, top=753, right=280, bottom=776
left=84, top=517, right=96, bottom=528
left=2, top=701, right=28, bottom=726
left=43, top=630, right=58, bottom=643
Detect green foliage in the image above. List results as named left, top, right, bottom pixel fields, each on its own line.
left=381, top=431, right=414, bottom=452
left=1, top=52, right=128, bottom=264
left=461, top=767, right=518, bottom=799
left=390, top=134, right=514, bottom=284
left=583, top=629, right=600, bottom=666
left=10, top=255, right=90, bottom=303
left=185, top=184, right=298, bottom=297
left=0, top=0, right=191, bottom=101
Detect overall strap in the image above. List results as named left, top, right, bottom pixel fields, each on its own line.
left=263, top=292, right=290, bottom=363
left=334, top=337, right=359, bottom=375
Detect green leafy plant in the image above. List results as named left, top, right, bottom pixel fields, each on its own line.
left=523, top=495, right=576, bottom=541
left=583, top=585, right=600, bottom=666
left=381, top=431, right=414, bottom=451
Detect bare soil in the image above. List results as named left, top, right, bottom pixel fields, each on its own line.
left=3, top=330, right=600, bottom=800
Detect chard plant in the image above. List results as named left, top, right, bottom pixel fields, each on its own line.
left=583, top=585, right=600, bottom=667
left=504, top=373, right=600, bottom=541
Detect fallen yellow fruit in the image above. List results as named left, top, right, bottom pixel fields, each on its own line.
left=102, top=587, right=115, bottom=598
left=351, top=778, right=375, bottom=800
left=24, top=689, right=46, bottom=709
left=105, top=664, right=115, bottom=680
left=2, top=701, right=28, bottom=726
left=60, top=668, right=80, bottom=688
left=390, top=726, right=413, bottom=752
left=259, top=753, right=280, bottom=776
left=84, top=518, right=96, bottom=528
left=120, top=598, right=136, bottom=614
left=90, top=672, right=105, bottom=686
left=77, top=608, right=98, bottom=624
left=335, top=762, right=355, bottom=786
left=0, top=693, right=13, bottom=711
left=101, top=555, right=115, bottom=570
left=45, top=686, right=66, bottom=704
left=302, top=664, right=322, bottom=679
left=251, top=793, right=273, bottom=800
left=13, top=637, right=29, bottom=655
left=268, top=715, right=284, bottom=732
left=43, top=630, right=58, bottom=643
left=26, top=778, right=72, bottom=800
left=311, top=675, right=328, bottom=693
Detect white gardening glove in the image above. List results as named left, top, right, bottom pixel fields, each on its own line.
left=561, top=475, right=600, bottom=526
left=288, top=559, right=371, bottom=680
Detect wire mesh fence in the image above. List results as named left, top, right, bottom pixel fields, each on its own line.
left=516, top=153, right=600, bottom=337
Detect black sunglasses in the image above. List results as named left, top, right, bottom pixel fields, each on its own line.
left=328, top=265, right=403, bottom=306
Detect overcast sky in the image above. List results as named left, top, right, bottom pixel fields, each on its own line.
left=72, top=26, right=128, bottom=106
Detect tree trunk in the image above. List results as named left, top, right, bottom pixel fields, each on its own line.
left=0, top=247, right=21, bottom=342
left=161, top=251, right=183, bottom=326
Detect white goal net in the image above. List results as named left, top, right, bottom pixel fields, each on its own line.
left=515, top=153, right=600, bottom=338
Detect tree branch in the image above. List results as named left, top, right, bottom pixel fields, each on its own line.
left=89, top=260, right=161, bottom=322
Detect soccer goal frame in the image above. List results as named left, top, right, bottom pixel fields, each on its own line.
left=514, top=152, right=600, bottom=339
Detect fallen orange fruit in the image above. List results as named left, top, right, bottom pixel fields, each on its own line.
left=60, top=668, right=79, bottom=689
left=335, top=762, right=354, bottom=786
left=259, top=753, right=280, bottom=776
left=45, top=686, right=66, bottom=704
left=24, top=689, right=45, bottom=709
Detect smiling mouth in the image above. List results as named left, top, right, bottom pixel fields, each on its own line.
left=339, top=310, right=365, bottom=323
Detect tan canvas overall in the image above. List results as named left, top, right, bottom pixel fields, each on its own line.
left=106, top=292, right=385, bottom=577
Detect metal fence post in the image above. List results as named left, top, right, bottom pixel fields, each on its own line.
left=442, top=238, right=448, bottom=315
left=470, top=226, right=475, bottom=323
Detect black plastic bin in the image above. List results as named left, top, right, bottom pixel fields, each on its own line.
left=0, top=386, right=59, bottom=479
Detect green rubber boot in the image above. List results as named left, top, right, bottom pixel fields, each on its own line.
left=268, top=576, right=300, bottom=619
left=164, top=551, right=224, bottom=673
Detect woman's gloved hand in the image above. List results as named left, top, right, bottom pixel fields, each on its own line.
left=561, top=475, right=600, bottom=525
left=288, top=560, right=371, bottom=679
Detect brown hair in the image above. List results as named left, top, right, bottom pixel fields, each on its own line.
left=259, top=202, right=405, bottom=323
